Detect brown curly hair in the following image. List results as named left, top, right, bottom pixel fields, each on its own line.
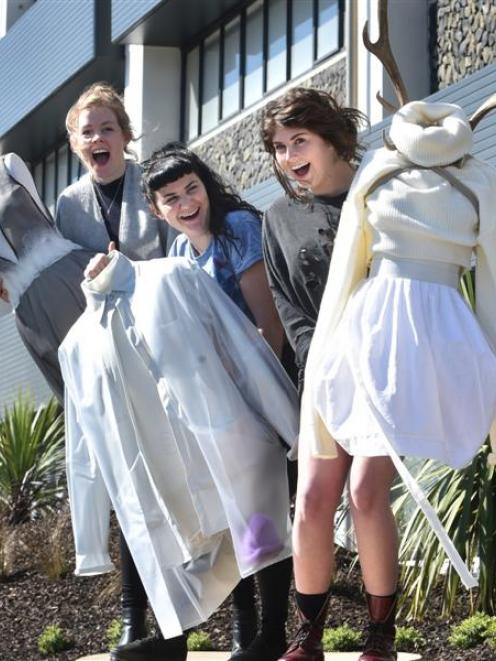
left=66, top=82, right=135, bottom=156
left=261, top=87, right=368, bottom=199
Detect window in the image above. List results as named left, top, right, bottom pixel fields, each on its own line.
left=185, top=47, right=200, bottom=140
left=266, top=0, right=287, bottom=91
left=223, top=17, right=241, bottom=118
left=183, top=0, right=343, bottom=141
left=291, top=0, right=313, bottom=78
left=244, top=0, right=264, bottom=107
left=32, top=142, right=83, bottom=210
left=202, top=30, right=221, bottom=134
left=318, top=0, right=340, bottom=59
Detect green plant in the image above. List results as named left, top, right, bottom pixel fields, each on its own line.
left=322, top=625, right=362, bottom=652
left=37, top=624, right=71, bottom=655
left=106, top=618, right=123, bottom=650
left=0, top=395, right=65, bottom=524
left=395, top=625, right=425, bottom=651
left=393, top=270, right=496, bottom=618
left=187, top=630, right=213, bottom=651
left=392, top=442, right=496, bottom=618
left=486, top=619, right=496, bottom=650
left=448, top=612, right=496, bottom=649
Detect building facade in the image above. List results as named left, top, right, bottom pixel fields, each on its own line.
left=0, top=0, right=495, bottom=410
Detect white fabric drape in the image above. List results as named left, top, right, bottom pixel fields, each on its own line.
left=59, top=254, right=299, bottom=638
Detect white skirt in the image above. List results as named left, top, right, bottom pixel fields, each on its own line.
left=314, top=274, right=496, bottom=469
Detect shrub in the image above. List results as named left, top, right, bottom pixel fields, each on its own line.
left=36, top=509, right=72, bottom=579
left=37, top=624, right=71, bottom=655
left=0, top=395, right=65, bottom=525
left=486, top=620, right=496, bottom=650
left=396, top=625, right=425, bottom=651
left=0, top=515, right=17, bottom=579
left=322, top=625, right=362, bottom=652
left=187, top=630, right=213, bottom=651
left=106, top=618, right=123, bottom=650
left=448, top=613, right=496, bottom=649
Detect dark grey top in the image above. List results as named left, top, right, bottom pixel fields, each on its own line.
left=262, top=192, right=346, bottom=382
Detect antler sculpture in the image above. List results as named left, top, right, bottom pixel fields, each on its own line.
left=469, top=93, right=496, bottom=130
left=362, top=0, right=409, bottom=111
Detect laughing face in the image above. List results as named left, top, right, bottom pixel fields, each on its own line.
left=71, top=105, right=129, bottom=183
left=152, top=173, right=212, bottom=253
left=271, top=125, right=343, bottom=196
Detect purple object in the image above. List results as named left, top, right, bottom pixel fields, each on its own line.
left=240, top=513, right=284, bottom=564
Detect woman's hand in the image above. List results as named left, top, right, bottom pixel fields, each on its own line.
left=84, top=242, right=116, bottom=280
left=0, top=277, right=10, bottom=303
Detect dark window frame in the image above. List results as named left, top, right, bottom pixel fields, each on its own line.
left=181, top=0, right=344, bottom=142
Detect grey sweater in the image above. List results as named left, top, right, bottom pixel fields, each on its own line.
left=262, top=192, right=346, bottom=383
left=55, top=160, right=172, bottom=259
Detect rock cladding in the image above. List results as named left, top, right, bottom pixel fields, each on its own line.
left=435, top=0, right=495, bottom=88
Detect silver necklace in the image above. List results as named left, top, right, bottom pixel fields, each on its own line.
left=93, top=174, right=125, bottom=216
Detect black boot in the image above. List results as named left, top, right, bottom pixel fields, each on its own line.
left=230, top=559, right=292, bottom=661
left=111, top=633, right=188, bottom=661
left=228, top=606, right=258, bottom=659
left=227, top=576, right=258, bottom=660
left=114, top=607, right=147, bottom=650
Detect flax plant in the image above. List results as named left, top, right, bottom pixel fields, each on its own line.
left=393, top=270, right=496, bottom=617
left=0, top=395, right=65, bottom=524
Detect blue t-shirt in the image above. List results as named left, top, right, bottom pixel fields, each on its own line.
left=168, top=210, right=262, bottom=320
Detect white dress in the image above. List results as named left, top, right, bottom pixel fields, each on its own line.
left=301, top=101, right=496, bottom=589
left=315, top=262, right=496, bottom=469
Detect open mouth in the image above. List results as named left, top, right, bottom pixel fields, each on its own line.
left=179, top=208, right=200, bottom=222
left=291, top=163, right=310, bottom=178
left=92, top=149, right=110, bottom=166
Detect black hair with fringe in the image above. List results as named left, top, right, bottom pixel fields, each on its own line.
left=142, top=142, right=262, bottom=239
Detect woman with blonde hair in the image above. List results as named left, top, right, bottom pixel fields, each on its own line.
left=56, top=81, right=170, bottom=258
left=56, top=82, right=182, bottom=661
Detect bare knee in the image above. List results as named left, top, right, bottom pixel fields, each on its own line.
left=349, top=478, right=391, bottom=516
left=295, top=482, right=340, bottom=525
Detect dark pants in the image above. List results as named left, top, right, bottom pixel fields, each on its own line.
left=119, top=531, right=148, bottom=610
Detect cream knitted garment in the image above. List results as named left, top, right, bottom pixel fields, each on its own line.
left=301, top=100, right=496, bottom=462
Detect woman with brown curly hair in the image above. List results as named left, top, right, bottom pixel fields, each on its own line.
left=261, top=87, right=399, bottom=661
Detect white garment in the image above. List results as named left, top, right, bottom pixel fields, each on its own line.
left=59, top=253, right=299, bottom=638
left=302, top=101, right=496, bottom=460
left=315, top=272, right=496, bottom=468
left=300, top=101, right=496, bottom=590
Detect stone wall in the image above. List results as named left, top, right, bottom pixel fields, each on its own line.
left=192, top=56, right=347, bottom=192
left=435, top=0, right=496, bottom=89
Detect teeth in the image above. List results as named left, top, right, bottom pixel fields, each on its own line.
left=292, top=163, right=309, bottom=172
left=181, top=209, right=198, bottom=219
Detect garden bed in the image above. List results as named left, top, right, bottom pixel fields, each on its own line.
left=0, top=514, right=494, bottom=661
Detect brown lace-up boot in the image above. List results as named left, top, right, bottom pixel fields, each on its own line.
left=278, top=596, right=329, bottom=661
left=358, top=591, right=397, bottom=661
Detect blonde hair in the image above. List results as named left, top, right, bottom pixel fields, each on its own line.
left=66, top=82, right=135, bottom=155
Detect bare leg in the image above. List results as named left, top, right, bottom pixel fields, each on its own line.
left=349, top=456, right=398, bottom=595
left=292, top=442, right=353, bottom=594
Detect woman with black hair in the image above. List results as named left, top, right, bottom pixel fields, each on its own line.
left=86, top=142, right=295, bottom=661
left=144, top=142, right=284, bottom=357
